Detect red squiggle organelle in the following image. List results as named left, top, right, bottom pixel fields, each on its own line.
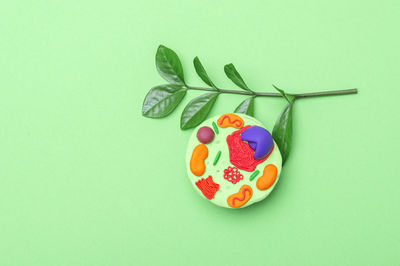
left=223, top=166, right=243, bottom=184
left=195, top=176, right=219, bottom=200
left=232, top=188, right=252, bottom=207
left=226, top=126, right=274, bottom=172
left=219, top=115, right=243, bottom=127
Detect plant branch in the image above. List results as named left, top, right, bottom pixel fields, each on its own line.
left=187, top=86, right=358, bottom=99
left=293, top=89, right=358, bottom=98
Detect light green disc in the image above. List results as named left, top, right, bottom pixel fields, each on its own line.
left=185, top=113, right=282, bottom=208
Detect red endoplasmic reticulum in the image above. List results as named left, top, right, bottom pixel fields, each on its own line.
left=226, top=126, right=274, bottom=172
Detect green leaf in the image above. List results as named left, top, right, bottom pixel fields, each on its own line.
left=273, top=85, right=295, bottom=103
left=224, top=63, right=253, bottom=92
left=180, top=93, right=219, bottom=130
left=142, top=84, right=186, bottom=118
left=272, top=100, right=294, bottom=165
left=193, top=57, right=217, bottom=89
left=272, top=85, right=295, bottom=164
left=156, top=45, right=185, bottom=85
left=234, top=97, right=255, bottom=116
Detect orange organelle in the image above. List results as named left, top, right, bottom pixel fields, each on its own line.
left=227, top=185, right=253, bottom=208
left=195, top=176, right=220, bottom=200
left=256, top=164, right=277, bottom=191
left=217, top=114, right=244, bottom=129
left=190, top=144, right=208, bottom=176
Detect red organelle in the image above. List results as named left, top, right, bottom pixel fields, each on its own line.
left=223, top=166, right=243, bottom=184
left=232, top=188, right=252, bottom=207
left=195, top=176, right=220, bottom=200
left=226, top=126, right=274, bottom=172
left=218, top=115, right=243, bottom=127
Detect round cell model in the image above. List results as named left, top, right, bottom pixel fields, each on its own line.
left=186, top=113, right=282, bottom=208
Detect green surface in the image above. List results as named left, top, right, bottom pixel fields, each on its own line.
left=185, top=114, right=282, bottom=208
left=1, top=0, right=399, bottom=265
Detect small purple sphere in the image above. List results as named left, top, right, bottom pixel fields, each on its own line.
left=197, top=126, right=215, bottom=144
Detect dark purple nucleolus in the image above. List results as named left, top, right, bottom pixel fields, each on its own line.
left=240, top=126, right=273, bottom=160
left=197, top=126, right=215, bottom=144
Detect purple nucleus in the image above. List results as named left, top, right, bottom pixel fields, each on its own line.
left=240, top=126, right=273, bottom=160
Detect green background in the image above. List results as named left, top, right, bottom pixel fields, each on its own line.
left=1, top=0, right=399, bottom=265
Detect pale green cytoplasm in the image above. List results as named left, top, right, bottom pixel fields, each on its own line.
left=186, top=114, right=282, bottom=208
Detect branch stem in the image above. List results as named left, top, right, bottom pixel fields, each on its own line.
left=187, top=86, right=358, bottom=99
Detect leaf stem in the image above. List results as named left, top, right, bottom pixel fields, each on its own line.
left=187, top=86, right=358, bottom=99
left=293, top=89, right=358, bottom=98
